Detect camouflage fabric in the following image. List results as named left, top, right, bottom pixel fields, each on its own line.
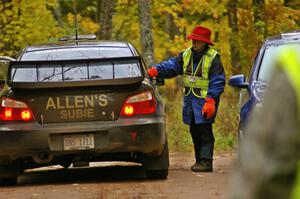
left=229, top=68, right=300, bottom=199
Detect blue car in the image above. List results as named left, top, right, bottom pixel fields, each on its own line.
left=229, top=32, right=300, bottom=141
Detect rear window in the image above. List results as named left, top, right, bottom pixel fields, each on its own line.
left=10, top=59, right=142, bottom=82
left=21, top=47, right=133, bottom=61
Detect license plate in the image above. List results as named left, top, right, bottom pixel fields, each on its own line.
left=63, top=133, right=95, bottom=151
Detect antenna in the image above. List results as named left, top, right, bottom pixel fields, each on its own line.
left=72, top=0, right=78, bottom=43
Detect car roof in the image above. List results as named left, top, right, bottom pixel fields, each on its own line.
left=264, top=31, right=300, bottom=45
left=24, top=41, right=131, bottom=53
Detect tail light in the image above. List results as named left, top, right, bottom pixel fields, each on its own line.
left=0, top=98, right=34, bottom=121
left=120, top=91, right=156, bottom=117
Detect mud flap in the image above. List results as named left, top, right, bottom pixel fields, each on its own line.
left=0, top=161, right=22, bottom=185
left=142, top=141, right=169, bottom=179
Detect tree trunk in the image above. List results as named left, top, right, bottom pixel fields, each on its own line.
left=227, top=0, right=241, bottom=72
left=165, top=13, right=180, bottom=58
left=166, top=14, right=180, bottom=41
left=284, top=0, right=291, bottom=6
left=253, top=0, right=267, bottom=39
left=96, top=0, right=115, bottom=40
left=283, top=0, right=300, bottom=26
left=166, top=0, right=181, bottom=42
left=138, top=0, right=154, bottom=66
left=214, top=0, right=222, bottom=43
left=52, top=0, right=63, bottom=28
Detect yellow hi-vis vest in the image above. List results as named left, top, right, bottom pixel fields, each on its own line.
left=182, top=46, right=219, bottom=98
left=278, top=46, right=300, bottom=199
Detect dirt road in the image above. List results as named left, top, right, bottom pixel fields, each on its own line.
left=0, top=152, right=236, bottom=199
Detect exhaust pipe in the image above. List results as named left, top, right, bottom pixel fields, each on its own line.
left=33, top=152, right=53, bottom=163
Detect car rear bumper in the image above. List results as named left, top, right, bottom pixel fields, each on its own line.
left=0, top=116, right=166, bottom=161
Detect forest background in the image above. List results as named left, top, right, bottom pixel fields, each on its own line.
left=0, top=0, right=299, bottom=152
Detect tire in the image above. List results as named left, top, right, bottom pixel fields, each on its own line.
left=146, top=169, right=168, bottom=179
left=0, top=177, right=17, bottom=186
left=143, top=141, right=169, bottom=180
left=0, top=162, right=21, bottom=186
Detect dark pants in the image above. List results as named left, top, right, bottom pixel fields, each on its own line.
left=189, top=115, right=215, bottom=163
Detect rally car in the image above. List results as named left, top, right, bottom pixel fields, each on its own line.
left=228, top=31, right=300, bottom=141
left=0, top=37, right=169, bottom=185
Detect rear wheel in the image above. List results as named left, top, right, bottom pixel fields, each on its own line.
left=0, top=177, right=17, bottom=186
left=143, top=141, right=169, bottom=180
left=146, top=169, right=168, bottom=179
left=0, top=163, right=21, bottom=186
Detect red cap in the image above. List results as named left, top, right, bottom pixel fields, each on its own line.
left=187, top=26, right=214, bottom=46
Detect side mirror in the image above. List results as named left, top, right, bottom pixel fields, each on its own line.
left=228, top=74, right=249, bottom=89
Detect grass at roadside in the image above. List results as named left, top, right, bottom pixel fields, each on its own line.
left=167, top=122, right=237, bottom=152
left=214, top=129, right=236, bottom=151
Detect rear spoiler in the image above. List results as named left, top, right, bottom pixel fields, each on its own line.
left=7, top=56, right=144, bottom=89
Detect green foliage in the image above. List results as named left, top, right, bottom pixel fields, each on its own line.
left=59, top=0, right=99, bottom=36
left=0, top=0, right=62, bottom=57
left=113, top=1, right=140, bottom=48
left=161, top=79, right=194, bottom=152
left=165, top=93, right=238, bottom=152
left=214, top=129, right=237, bottom=150
left=214, top=87, right=239, bottom=150
left=66, top=13, right=99, bottom=34
left=235, top=0, right=300, bottom=76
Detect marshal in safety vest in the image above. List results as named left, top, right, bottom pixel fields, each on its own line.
left=182, top=46, right=219, bottom=98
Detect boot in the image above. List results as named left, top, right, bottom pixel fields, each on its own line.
left=191, top=159, right=213, bottom=172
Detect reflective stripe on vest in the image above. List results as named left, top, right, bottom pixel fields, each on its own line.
left=278, top=46, right=300, bottom=199
left=182, top=46, right=219, bottom=98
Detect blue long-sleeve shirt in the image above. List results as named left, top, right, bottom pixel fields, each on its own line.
left=154, top=46, right=226, bottom=124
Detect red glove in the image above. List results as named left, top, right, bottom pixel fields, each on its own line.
left=147, top=67, right=158, bottom=78
left=202, top=98, right=216, bottom=119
